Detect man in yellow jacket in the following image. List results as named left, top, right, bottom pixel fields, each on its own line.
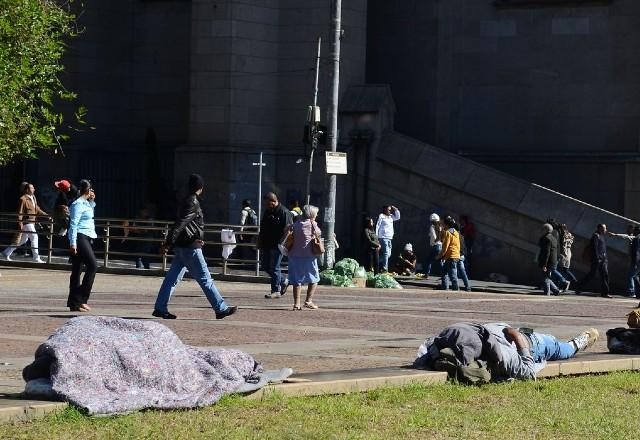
left=437, top=216, right=461, bottom=290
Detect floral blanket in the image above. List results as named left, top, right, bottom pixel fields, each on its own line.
left=22, top=316, right=266, bottom=415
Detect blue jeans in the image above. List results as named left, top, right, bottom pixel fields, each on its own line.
left=542, top=270, right=560, bottom=296
left=528, top=332, right=576, bottom=363
left=441, top=259, right=459, bottom=290
left=261, top=247, right=286, bottom=293
left=154, top=247, right=228, bottom=314
left=550, top=262, right=568, bottom=286
left=425, top=243, right=442, bottom=276
left=379, top=238, right=392, bottom=272
left=456, top=258, right=470, bottom=291
left=628, top=263, right=640, bottom=296
left=558, top=266, right=577, bottom=283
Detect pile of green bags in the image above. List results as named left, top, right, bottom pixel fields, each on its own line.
left=319, top=258, right=402, bottom=289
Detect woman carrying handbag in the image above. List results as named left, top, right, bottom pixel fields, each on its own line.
left=287, top=204, right=322, bottom=310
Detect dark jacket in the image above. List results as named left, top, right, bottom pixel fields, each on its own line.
left=364, top=227, right=379, bottom=250
left=538, top=232, right=557, bottom=268
left=258, top=203, right=292, bottom=249
left=631, top=235, right=640, bottom=266
left=590, top=232, right=607, bottom=263
left=164, top=194, right=204, bottom=248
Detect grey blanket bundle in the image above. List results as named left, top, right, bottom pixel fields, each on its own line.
left=23, top=316, right=289, bottom=416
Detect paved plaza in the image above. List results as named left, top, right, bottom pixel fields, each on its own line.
left=1, top=266, right=638, bottom=397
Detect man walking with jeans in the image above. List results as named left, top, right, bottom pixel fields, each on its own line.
left=153, top=174, right=237, bottom=320
left=538, top=223, right=560, bottom=296
left=258, top=192, right=292, bottom=299
left=575, top=224, right=612, bottom=298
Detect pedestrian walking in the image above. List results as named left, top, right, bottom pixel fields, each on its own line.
left=1, top=182, right=48, bottom=263
left=456, top=230, right=472, bottom=291
left=557, top=224, right=577, bottom=284
left=153, top=174, right=237, bottom=319
left=362, top=216, right=380, bottom=273
left=437, top=216, right=461, bottom=290
left=575, top=224, right=611, bottom=298
left=238, top=199, right=258, bottom=263
left=538, top=223, right=561, bottom=296
left=288, top=205, right=322, bottom=310
left=424, top=213, right=443, bottom=277
left=545, top=218, right=570, bottom=290
left=375, top=205, right=400, bottom=272
left=608, top=224, right=640, bottom=298
left=257, top=192, right=293, bottom=299
left=67, top=180, right=98, bottom=312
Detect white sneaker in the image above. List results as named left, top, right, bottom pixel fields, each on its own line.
left=570, top=328, right=599, bottom=352
left=34, top=258, right=45, bottom=264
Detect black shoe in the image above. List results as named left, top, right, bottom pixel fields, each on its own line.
left=280, top=279, right=290, bottom=296
left=152, top=309, right=177, bottom=319
left=216, top=306, right=238, bottom=320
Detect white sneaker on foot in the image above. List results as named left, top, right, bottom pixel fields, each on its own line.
left=34, top=258, right=45, bottom=263
left=570, top=328, right=599, bottom=352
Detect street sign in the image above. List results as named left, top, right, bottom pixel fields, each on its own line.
left=325, top=152, right=347, bottom=174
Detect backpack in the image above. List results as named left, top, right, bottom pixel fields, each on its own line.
left=607, top=328, right=640, bottom=354
left=246, top=209, right=258, bottom=226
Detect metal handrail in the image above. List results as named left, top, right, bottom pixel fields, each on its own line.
left=0, top=212, right=263, bottom=276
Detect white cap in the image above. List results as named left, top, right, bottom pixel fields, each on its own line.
left=430, top=213, right=440, bottom=222
left=404, top=243, right=413, bottom=252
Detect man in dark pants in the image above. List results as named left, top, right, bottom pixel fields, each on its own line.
left=575, top=224, right=611, bottom=298
left=538, top=223, right=560, bottom=296
left=257, top=192, right=293, bottom=299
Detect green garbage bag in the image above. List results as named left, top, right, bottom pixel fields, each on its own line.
left=334, top=258, right=360, bottom=278
left=333, top=274, right=355, bottom=287
left=373, top=273, right=403, bottom=289
left=319, top=269, right=337, bottom=286
left=366, top=271, right=376, bottom=287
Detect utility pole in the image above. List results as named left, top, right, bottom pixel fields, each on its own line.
left=252, top=152, right=266, bottom=276
left=323, top=0, right=341, bottom=268
left=305, top=37, right=322, bottom=206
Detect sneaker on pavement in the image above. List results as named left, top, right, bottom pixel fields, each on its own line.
left=264, top=292, right=281, bottom=299
left=34, top=258, right=45, bottom=264
left=570, top=328, right=599, bottom=352
left=215, top=305, right=238, bottom=320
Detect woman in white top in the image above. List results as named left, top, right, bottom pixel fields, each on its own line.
left=425, top=213, right=443, bottom=277
left=375, top=205, right=400, bottom=272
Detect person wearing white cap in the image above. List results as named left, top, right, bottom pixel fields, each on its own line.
left=424, top=213, right=443, bottom=277
left=395, top=243, right=417, bottom=275
left=375, top=205, right=401, bottom=272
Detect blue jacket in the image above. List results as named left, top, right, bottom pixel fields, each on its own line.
left=68, top=198, right=97, bottom=247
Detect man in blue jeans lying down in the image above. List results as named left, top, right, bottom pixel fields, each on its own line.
left=414, top=322, right=599, bottom=381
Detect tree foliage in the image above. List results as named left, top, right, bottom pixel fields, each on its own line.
left=0, top=0, right=83, bottom=166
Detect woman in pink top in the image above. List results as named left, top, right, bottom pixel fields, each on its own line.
left=288, top=204, right=321, bottom=310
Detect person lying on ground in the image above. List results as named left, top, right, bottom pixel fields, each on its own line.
left=414, top=322, right=599, bottom=382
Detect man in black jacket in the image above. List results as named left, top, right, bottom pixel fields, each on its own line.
left=575, top=224, right=611, bottom=298
left=152, top=174, right=237, bottom=319
left=257, top=192, right=293, bottom=298
left=538, top=223, right=561, bottom=296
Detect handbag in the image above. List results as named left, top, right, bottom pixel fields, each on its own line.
left=311, top=226, right=324, bottom=255
left=278, top=228, right=294, bottom=256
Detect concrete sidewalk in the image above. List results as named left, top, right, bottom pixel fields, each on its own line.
left=1, top=266, right=638, bottom=422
